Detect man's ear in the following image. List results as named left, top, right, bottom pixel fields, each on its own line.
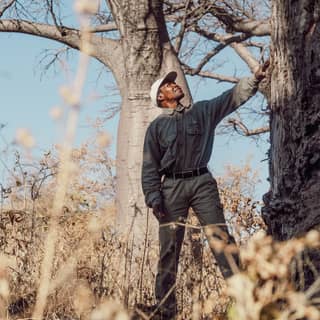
left=157, top=92, right=164, bottom=102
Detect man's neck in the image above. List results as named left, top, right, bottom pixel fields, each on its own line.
left=162, top=103, right=186, bottom=115
left=162, top=100, right=178, bottom=109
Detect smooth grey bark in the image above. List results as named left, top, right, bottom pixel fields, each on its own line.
left=263, top=0, right=320, bottom=242
left=106, top=0, right=192, bottom=235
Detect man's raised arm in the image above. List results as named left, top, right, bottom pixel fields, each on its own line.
left=202, top=61, right=269, bottom=126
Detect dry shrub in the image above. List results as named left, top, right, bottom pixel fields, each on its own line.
left=0, top=206, right=225, bottom=319
left=1, top=150, right=270, bottom=319
left=0, top=154, right=261, bottom=319
left=217, top=160, right=266, bottom=244
left=228, top=230, right=320, bottom=320
left=3, top=148, right=320, bottom=320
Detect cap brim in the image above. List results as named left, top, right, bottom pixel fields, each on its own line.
left=159, top=71, right=177, bottom=88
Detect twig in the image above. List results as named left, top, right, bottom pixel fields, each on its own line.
left=0, top=0, right=15, bottom=17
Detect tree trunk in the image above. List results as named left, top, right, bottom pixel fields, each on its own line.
left=263, top=0, right=320, bottom=240
left=110, top=0, right=192, bottom=239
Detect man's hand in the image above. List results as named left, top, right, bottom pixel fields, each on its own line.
left=152, top=200, right=166, bottom=220
left=254, top=60, right=270, bottom=82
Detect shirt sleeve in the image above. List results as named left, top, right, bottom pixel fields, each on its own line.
left=205, top=76, right=259, bottom=126
left=141, top=123, right=162, bottom=208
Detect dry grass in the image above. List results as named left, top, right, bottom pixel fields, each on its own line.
left=0, top=142, right=296, bottom=320
left=2, top=136, right=320, bottom=320
left=0, top=145, right=260, bottom=319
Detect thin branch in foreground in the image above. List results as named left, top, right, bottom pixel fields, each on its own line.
left=32, top=5, right=96, bottom=318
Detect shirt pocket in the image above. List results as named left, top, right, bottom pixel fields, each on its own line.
left=186, top=120, right=202, bottom=135
left=186, top=120, right=203, bottom=153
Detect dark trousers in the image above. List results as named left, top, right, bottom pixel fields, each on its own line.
left=155, top=172, right=239, bottom=319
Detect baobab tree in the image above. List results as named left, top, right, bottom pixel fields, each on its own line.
left=0, top=0, right=271, bottom=235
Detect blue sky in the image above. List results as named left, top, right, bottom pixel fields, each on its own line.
left=0, top=31, right=270, bottom=200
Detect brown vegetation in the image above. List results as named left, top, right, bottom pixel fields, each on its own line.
left=0, top=142, right=265, bottom=319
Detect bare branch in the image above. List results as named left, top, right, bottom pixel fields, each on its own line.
left=37, top=47, right=71, bottom=79
left=45, top=0, right=62, bottom=34
left=243, top=40, right=267, bottom=49
left=230, top=18, right=270, bottom=36
left=88, top=22, right=118, bottom=33
left=163, top=1, right=185, bottom=15
left=208, top=5, right=271, bottom=36
left=0, top=18, right=82, bottom=49
left=186, top=43, right=228, bottom=75
left=0, top=0, right=15, bottom=18
left=231, top=42, right=260, bottom=72
left=179, top=26, right=252, bottom=77
left=0, top=19, right=122, bottom=72
left=189, top=25, right=250, bottom=44
left=167, top=2, right=271, bottom=36
left=173, top=0, right=191, bottom=54
left=228, top=118, right=269, bottom=136
left=181, top=62, right=239, bottom=83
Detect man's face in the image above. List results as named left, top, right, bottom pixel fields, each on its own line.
left=158, top=82, right=184, bottom=106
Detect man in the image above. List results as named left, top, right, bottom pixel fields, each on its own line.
left=141, top=62, right=269, bottom=319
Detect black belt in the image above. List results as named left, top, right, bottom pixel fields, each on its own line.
left=164, top=167, right=208, bottom=179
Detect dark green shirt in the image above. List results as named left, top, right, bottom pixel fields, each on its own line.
left=142, top=76, right=259, bottom=207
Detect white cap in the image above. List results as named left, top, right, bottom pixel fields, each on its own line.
left=150, top=71, right=177, bottom=107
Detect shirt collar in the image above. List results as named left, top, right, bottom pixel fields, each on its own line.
left=161, top=103, right=191, bottom=115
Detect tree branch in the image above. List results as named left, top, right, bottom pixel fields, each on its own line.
left=181, top=62, right=239, bottom=83
left=226, top=18, right=270, bottom=36
left=167, top=2, right=271, bottom=36
left=228, top=118, right=269, bottom=136
left=0, top=19, right=82, bottom=49
left=180, top=26, right=253, bottom=77
left=163, top=1, right=185, bottom=15
left=88, top=22, right=118, bottom=33
left=243, top=40, right=268, bottom=49
left=0, top=0, right=15, bottom=18
left=208, top=5, right=271, bottom=36
left=173, top=0, right=190, bottom=54
left=189, top=25, right=250, bottom=44
left=0, top=19, right=122, bottom=72
left=231, top=42, right=260, bottom=72
left=185, top=43, right=228, bottom=75
left=46, top=0, right=61, bottom=32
